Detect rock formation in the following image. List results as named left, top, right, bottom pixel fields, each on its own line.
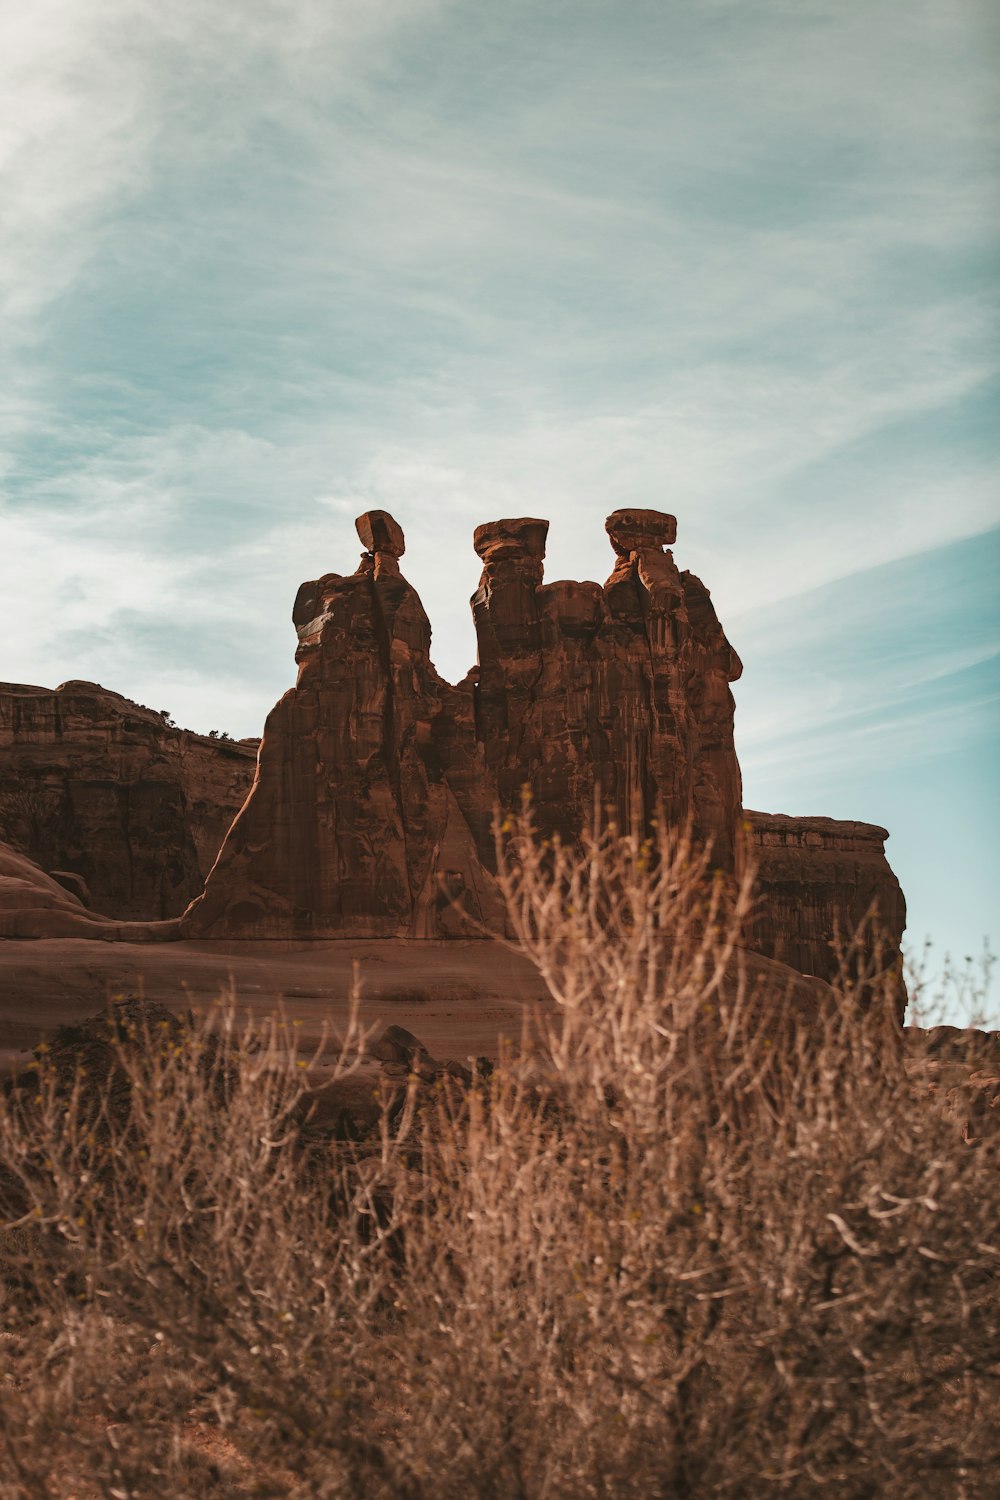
left=184, top=513, right=504, bottom=939
left=0, top=508, right=907, bottom=993
left=745, top=812, right=906, bottom=985
left=0, top=840, right=176, bottom=941
left=183, top=507, right=746, bottom=939
left=0, top=682, right=256, bottom=919
left=472, top=509, right=744, bottom=867
left=904, top=1026, right=1000, bottom=1145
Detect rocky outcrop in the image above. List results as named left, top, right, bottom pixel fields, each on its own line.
left=0, top=841, right=176, bottom=940
left=0, top=682, right=256, bottom=919
left=183, top=514, right=504, bottom=939
left=1, top=511, right=907, bottom=988
left=905, top=1028, right=1000, bottom=1145
left=183, top=508, right=746, bottom=940
left=745, top=812, right=906, bottom=985
left=472, top=509, right=744, bottom=867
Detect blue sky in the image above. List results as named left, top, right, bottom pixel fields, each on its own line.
left=2, top=0, right=998, bottom=1004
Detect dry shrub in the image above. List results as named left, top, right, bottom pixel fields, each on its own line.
left=1, top=814, right=997, bottom=1498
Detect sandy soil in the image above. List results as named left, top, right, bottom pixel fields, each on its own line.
left=0, top=936, right=555, bottom=1073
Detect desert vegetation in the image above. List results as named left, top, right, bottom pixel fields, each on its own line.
left=1, top=815, right=997, bottom=1498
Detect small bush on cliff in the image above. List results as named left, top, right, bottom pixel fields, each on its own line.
left=0, top=817, right=996, bottom=1499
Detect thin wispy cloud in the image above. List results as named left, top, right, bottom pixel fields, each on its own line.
left=732, top=529, right=1000, bottom=974
left=735, top=530, right=1000, bottom=764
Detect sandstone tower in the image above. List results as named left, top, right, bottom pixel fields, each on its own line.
left=182, top=508, right=745, bottom=939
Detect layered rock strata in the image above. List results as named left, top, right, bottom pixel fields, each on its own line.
left=0, top=682, right=256, bottom=919
left=745, top=812, right=906, bottom=985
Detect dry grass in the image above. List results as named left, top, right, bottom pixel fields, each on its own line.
left=1, top=813, right=997, bottom=1498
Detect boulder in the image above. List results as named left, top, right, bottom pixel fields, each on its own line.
left=356, top=508, right=406, bottom=560
left=604, top=507, right=677, bottom=555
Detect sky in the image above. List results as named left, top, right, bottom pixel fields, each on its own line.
left=1, top=0, right=998, bottom=1009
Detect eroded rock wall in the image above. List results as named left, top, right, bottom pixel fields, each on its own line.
left=0, top=839, right=177, bottom=940
left=0, top=682, right=256, bottom=919
left=745, top=811, right=907, bottom=985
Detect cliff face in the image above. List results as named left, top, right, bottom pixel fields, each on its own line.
left=0, top=682, right=256, bottom=919
left=182, top=507, right=745, bottom=939
left=745, top=812, right=907, bottom=985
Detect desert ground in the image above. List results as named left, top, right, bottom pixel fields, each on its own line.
left=0, top=935, right=556, bottom=1077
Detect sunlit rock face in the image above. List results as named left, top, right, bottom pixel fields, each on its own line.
left=0, top=682, right=256, bottom=919
left=182, top=507, right=747, bottom=939
left=745, top=812, right=907, bottom=986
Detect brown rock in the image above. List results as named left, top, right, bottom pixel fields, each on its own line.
left=48, top=870, right=91, bottom=906
left=183, top=514, right=504, bottom=939
left=905, top=1029, right=1000, bottom=1144
left=744, top=811, right=907, bottom=1004
left=294, top=1066, right=384, bottom=1140
left=605, top=507, right=678, bottom=556
left=153, top=505, right=905, bottom=1000
left=472, top=518, right=549, bottom=671
left=0, top=681, right=256, bottom=919
left=356, top=509, right=406, bottom=560
left=473, top=516, right=549, bottom=565
left=471, top=508, right=744, bottom=865
left=368, top=1026, right=472, bottom=1089
left=0, top=840, right=177, bottom=941
left=912, top=1026, right=1000, bottom=1066
left=369, top=1025, right=428, bottom=1066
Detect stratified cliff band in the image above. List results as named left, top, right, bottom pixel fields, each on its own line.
left=746, top=812, right=906, bottom=982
